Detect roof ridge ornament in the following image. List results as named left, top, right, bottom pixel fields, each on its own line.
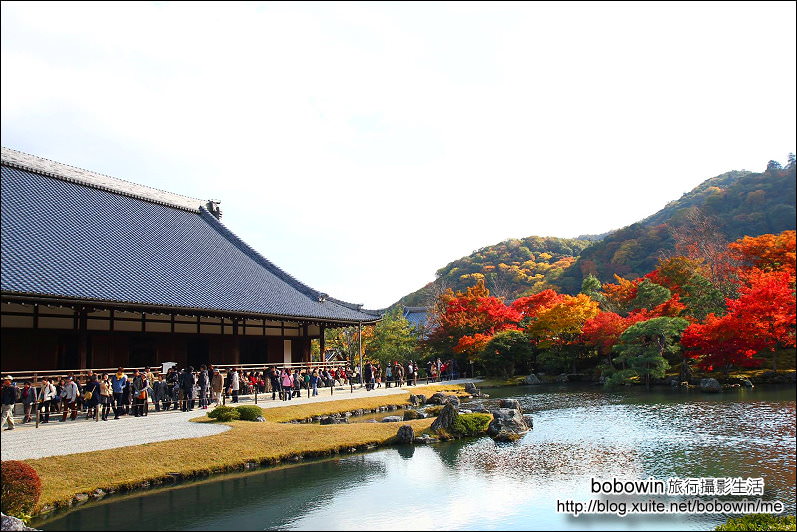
left=206, top=200, right=222, bottom=219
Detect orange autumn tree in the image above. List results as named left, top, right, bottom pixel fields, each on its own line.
left=425, top=279, right=520, bottom=360
left=525, top=293, right=600, bottom=373
left=728, top=230, right=796, bottom=281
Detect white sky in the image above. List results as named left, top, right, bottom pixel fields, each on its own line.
left=2, top=1, right=795, bottom=309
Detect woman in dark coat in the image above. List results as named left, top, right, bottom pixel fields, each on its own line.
left=83, top=374, right=101, bottom=419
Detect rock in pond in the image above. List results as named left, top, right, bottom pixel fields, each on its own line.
left=430, top=402, right=459, bottom=432
left=464, top=382, right=478, bottom=394
left=524, top=373, right=542, bottom=385
left=499, top=399, right=523, bottom=412
left=487, top=408, right=530, bottom=438
left=381, top=416, right=403, bottom=423
left=396, top=424, right=415, bottom=444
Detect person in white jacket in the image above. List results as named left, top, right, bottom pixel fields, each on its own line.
left=229, top=368, right=240, bottom=403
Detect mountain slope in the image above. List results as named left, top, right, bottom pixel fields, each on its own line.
left=397, top=159, right=796, bottom=305
left=556, top=163, right=796, bottom=292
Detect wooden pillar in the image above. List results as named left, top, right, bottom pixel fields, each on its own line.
left=357, top=322, right=362, bottom=379
left=319, top=325, right=325, bottom=362
left=302, top=324, right=310, bottom=363
left=78, top=307, right=88, bottom=369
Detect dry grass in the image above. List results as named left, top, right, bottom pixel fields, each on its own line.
left=25, top=384, right=465, bottom=510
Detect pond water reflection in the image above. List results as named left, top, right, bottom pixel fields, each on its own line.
left=34, top=385, right=796, bottom=531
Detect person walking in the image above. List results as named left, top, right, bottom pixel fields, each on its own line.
left=98, top=373, right=112, bottom=421
left=20, top=381, right=37, bottom=423
left=229, top=368, right=240, bottom=403
left=280, top=369, right=293, bottom=401
left=197, top=365, right=209, bottom=409
left=110, top=368, right=127, bottom=419
left=310, top=369, right=319, bottom=396
left=83, top=373, right=101, bottom=420
left=211, top=368, right=223, bottom=406
left=1, top=376, right=18, bottom=430
left=182, top=367, right=196, bottom=411
left=132, top=369, right=147, bottom=417
left=37, top=377, right=56, bottom=423
left=60, top=375, right=80, bottom=422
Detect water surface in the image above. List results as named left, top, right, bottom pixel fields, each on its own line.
left=34, top=385, right=796, bottom=531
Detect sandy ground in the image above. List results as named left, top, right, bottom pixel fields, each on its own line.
left=0, top=378, right=477, bottom=461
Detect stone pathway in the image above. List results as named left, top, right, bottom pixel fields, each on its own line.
left=0, top=379, right=478, bottom=461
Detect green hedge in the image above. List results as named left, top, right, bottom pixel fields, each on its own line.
left=235, top=405, right=264, bottom=421
left=207, top=406, right=240, bottom=422
left=714, top=514, right=796, bottom=531
left=450, top=413, right=492, bottom=437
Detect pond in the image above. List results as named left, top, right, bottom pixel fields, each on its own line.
left=32, top=385, right=796, bottom=531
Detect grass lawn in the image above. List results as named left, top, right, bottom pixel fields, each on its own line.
left=25, top=383, right=465, bottom=511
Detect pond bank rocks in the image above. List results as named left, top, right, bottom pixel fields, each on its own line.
left=700, top=378, right=722, bottom=393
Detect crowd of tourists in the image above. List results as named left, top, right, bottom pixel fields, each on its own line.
left=0, top=358, right=460, bottom=430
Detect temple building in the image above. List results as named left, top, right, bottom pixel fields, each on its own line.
left=0, top=147, right=379, bottom=372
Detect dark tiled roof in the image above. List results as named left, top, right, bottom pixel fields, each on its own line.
left=1, top=151, right=378, bottom=323
left=403, top=308, right=429, bottom=331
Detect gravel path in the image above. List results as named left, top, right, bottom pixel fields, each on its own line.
left=1, top=379, right=478, bottom=461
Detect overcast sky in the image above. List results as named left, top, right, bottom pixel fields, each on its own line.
left=2, top=1, right=795, bottom=309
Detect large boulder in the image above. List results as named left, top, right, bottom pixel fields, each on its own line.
left=700, top=378, right=722, bottom=393
left=499, top=399, right=523, bottom=413
left=430, top=402, right=459, bottom=432
left=408, top=394, right=425, bottom=406
left=487, top=408, right=530, bottom=438
left=524, top=374, right=541, bottom=385
left=522, top=414, right=534, bottom=429
left=396, top=425, right=415, bottom=444
left=464, top=382, right=478, bottom=394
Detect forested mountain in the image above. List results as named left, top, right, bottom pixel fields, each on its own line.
left=557, top=161, right=796, bottom=292
left=397, top=157, right=796, bottom=305
left=397, top=236, right=592, bottom=307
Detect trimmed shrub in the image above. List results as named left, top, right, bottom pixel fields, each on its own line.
left=450, top=413, right=492, bottom=437
left=235, top=405, right=264, bottom=421
left=714, top=514, right=795, bottom=531
left=207, top=405, right=240, bottom=422
left=1, top=460, right=42, bottom=517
